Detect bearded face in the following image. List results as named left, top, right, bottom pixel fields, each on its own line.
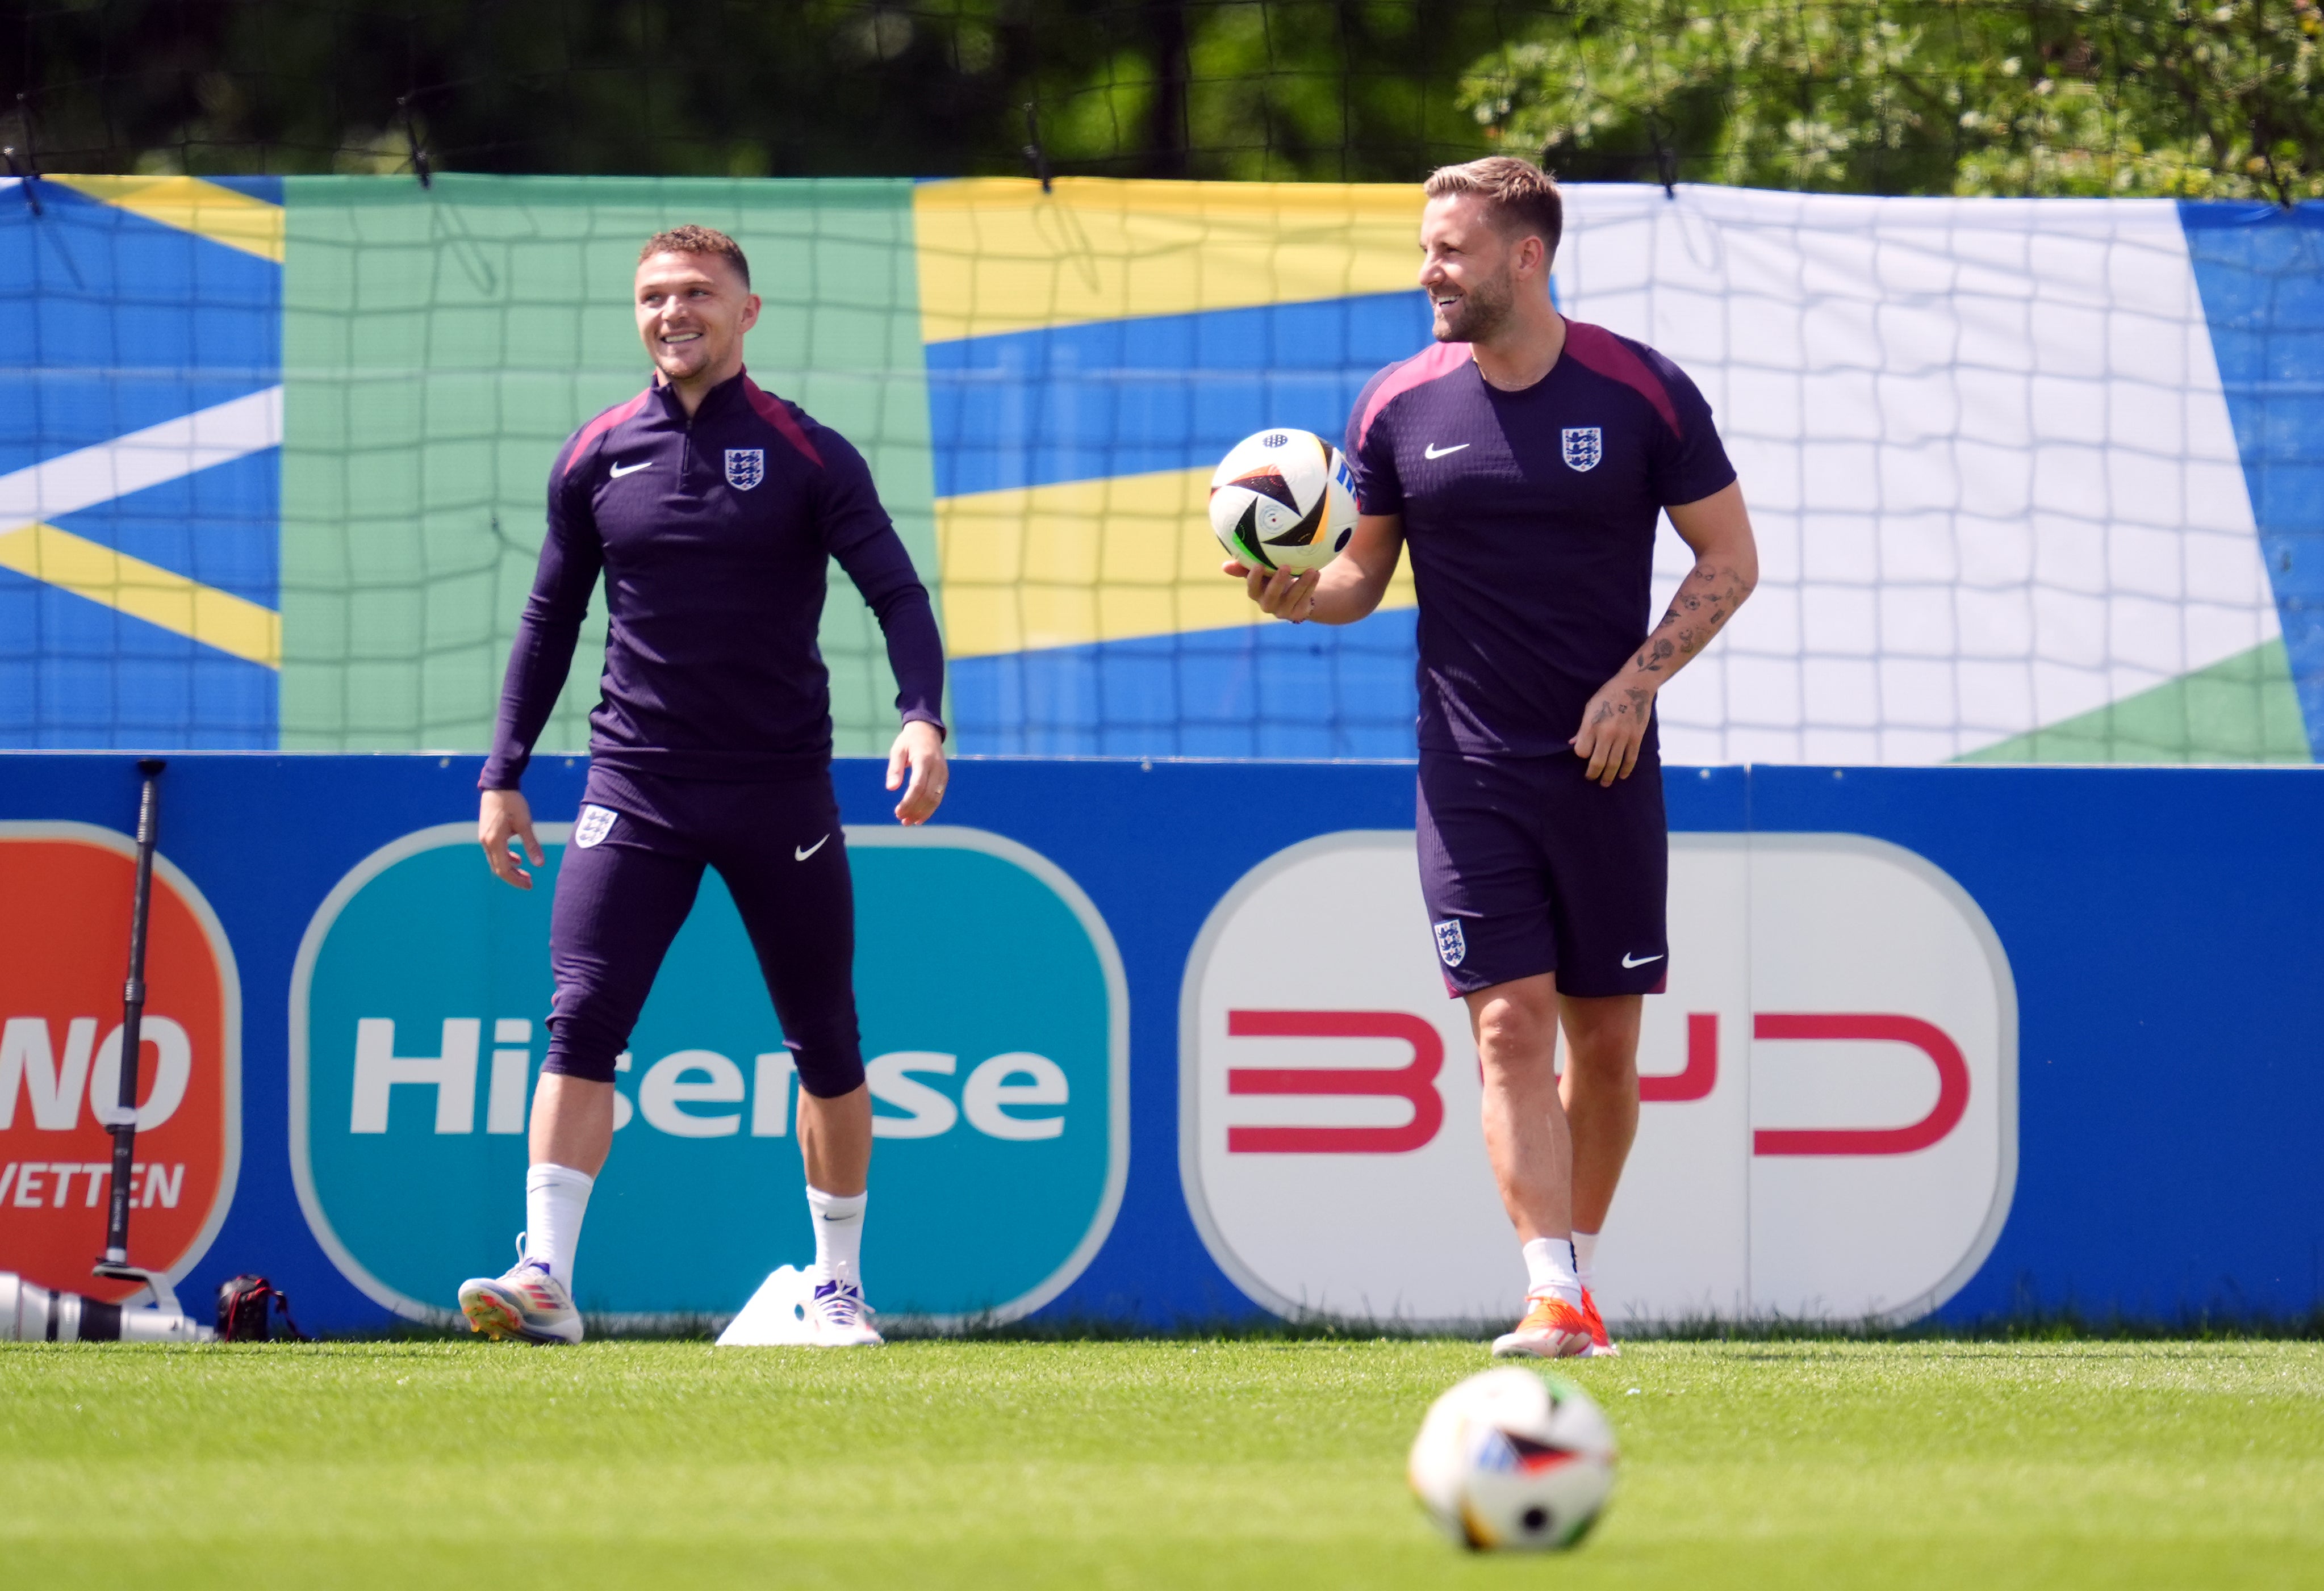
left=1419, top=193, right=1536, bottom=347
left=1430, top=255, right=1517, bottom=344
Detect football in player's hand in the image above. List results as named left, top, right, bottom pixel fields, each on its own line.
left=1207, top=428, right=1358, bottom=574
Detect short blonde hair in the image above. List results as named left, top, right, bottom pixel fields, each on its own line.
left=1424, top=156, right=1563, bottom=262
left=638, top=224, right=751, bottom=288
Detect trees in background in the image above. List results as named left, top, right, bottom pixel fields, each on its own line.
left=1459, top=0, right=2323, bottom=201
left=8, top=0, right=1500, bottom=180
left=6, top=0, right=2318, bottom=198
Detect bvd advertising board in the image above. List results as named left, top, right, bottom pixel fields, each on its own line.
left=1, top=755, right=2318, bottom=1331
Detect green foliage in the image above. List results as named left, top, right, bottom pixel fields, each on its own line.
left=5, top=0, right=1504, bottom=182
left=1460, top=0, right=2324, bottom=200
left=11, top=2, right=2322, bottom=192
left=1173, top=1, right=1514, bottom=179
left=11, top=1, right=1137, bottom=178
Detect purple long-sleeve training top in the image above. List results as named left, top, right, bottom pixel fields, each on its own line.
left=480, top=369, right=945, bottom=790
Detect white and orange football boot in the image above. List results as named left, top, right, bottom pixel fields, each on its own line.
left=1579, top=1287, right=1620, bottom=1358
left=458, top=1236, right=583, bottom=1345
left=1490, top=1288, right=1594, bottom=1359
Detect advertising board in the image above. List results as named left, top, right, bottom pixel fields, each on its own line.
left=289, top=821, right=1126, bottom=1325
left=1182, top=832, right=2016, bottom=1327
left=0, top=754, right=2315, bottom=1332
left=0, top=823, right=241, bottom=1302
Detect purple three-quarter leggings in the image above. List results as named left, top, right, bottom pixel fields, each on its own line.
left=541, top=764, right=864, bottom=1096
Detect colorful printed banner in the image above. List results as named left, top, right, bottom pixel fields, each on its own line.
left=4, top=176, right=2317, bottom=761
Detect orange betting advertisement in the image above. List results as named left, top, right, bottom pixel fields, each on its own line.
left=0, top=826, right=240, bottom=1302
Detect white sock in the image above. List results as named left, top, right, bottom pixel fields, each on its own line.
left=524, top=1163, right=594, bottom=1288
left=1522, top=1237, right=1581, bottom=1301
left=1572, top=1229, right=1600, bottom=1292
left=807, top=1185, right=868, bottom=1287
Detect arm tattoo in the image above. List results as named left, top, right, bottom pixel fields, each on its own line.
left=1632, top=560, right=1752, bottom=677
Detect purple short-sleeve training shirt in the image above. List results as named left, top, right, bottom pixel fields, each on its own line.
left=1345, top=320, right=1736, bottom=757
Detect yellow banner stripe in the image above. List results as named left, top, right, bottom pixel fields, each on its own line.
left=935, top=464, right=1413, bottom=659
left=48, top=175, right=286, bottom=263
left=914, top=178, right=1423, bottom=344
left=0, top=522, right=281, bottom=668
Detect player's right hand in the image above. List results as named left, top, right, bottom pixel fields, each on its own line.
left=479, top=788, right=545, bottom=890
left=1223, top=559, right=1319, bottom=623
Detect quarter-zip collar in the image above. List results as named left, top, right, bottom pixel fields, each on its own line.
left=650, top=366, right=752, bottom=426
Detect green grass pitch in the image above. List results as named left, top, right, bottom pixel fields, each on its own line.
left=5, top=1338, right=2318, bottom=1588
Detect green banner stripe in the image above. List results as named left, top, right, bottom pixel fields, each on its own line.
left=278, top=175, right=934, bottom=755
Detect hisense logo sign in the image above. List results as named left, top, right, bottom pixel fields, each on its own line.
left=291, top=824, right=1126, bottom=1326
left=340, top=1018, right=1071, bottom=1145
left=0, top=825, right=241, bottom=1303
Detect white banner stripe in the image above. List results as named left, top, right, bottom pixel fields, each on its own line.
left=0, top=386, right=283, bottom=525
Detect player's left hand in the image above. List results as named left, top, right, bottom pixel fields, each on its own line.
left=1571, top=674, right=1657, bottom=788
left=888, top=719, right=948, bottom=826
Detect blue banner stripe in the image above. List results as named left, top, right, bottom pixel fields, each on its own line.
left=0, top=568, right=278, bottom=748
left=950, top=606, right=1420, bottom=759
left=2, top=175, right=283, bottom=747
left=2181, top=200, right=2324, bottom=757
left=45, top=449, right=281, bottom=605
left=927, top=291, right=1433, bottom=499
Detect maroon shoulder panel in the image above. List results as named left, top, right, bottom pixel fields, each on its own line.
left=1353, top=341, right=1470, bottom=451
left=561, top=388, right=654, bottom=476
left=744, top=379, right=826, bottom=468
left=1561, top=321, right=1681, bottom=438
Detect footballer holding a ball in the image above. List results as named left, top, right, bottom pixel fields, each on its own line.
left=1227, top=157, right=1758, bottom=1358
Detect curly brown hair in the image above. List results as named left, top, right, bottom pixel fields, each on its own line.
left=637, top=224, right=751, bottom=288
left=1423, top=157, right=1563, bottom=263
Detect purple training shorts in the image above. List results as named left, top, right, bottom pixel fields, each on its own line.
left=1415, top=747, right=1669, bottom=1000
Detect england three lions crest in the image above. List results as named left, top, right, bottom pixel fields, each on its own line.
left=1433, top=919, right=1467, bottom=968
left=1561, top=427, right=1603, bottom=472
left=725, top=449, right=766, bottom=491
left=573, top=804, right=618, bottom=849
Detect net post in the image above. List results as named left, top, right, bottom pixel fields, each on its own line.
left=1649, top=114, right=1677, bottom=199
left=98, top=759, right=166, bottom=1268
left=1022, top=102, right=1053, bottom=193
left=398, top=95, right=433, bottom=188
left=5, top=91, right=42, bottom=217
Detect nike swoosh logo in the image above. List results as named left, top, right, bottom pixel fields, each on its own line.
left=1621, top=952, right=1666, bottom=968
left=795, top=835, right=829, bottom=861
left=1423, top=442, right=1469, bottom=459
left=609, top=460, right=653, bottom=478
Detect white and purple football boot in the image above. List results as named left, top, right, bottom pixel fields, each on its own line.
left=458, top=1236, right=583, bottom=1345
left=805, top=1271, right=883, bottom=1348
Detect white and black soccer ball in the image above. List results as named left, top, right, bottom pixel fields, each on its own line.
left=1407, top=1366, right=1618, bottom=1552
left=1207, top=427, right=1359, bottom=574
